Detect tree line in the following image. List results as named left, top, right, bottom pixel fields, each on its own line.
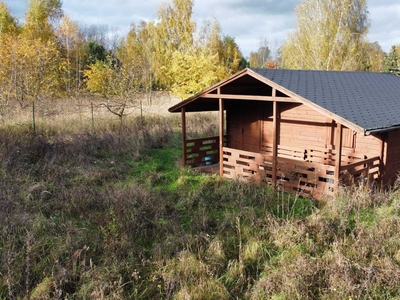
left=0, top=0, right=397, bottom=114
left=0, top=0, right=245, bottom=108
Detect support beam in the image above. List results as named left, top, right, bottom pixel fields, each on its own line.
left=272, top=96, right=278, bottom=186
left=334, top=122, right=343, bottom=193
left=204, top=94, right=298, bottom=102
left=181, top=107, right=187, bottom=166
left=219, top=90, right=224, bottom=177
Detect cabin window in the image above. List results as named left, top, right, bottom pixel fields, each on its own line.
left=342, top=127, right=356, bottom=149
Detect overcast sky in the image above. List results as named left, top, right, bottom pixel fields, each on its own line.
left=4, top=0, right=400, bottom=58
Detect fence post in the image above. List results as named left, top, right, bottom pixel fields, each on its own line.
left=91, top=102, right=94, bottom=132
left=32, top=101, right=36, bottom=135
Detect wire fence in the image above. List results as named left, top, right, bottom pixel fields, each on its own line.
left=0, top=92, right=178, bottom=134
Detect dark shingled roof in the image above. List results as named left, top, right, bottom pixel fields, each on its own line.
left=251, top=68, right=400, bottom=134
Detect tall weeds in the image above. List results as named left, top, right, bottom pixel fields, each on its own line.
left=1, top=106, right=400, bottom=299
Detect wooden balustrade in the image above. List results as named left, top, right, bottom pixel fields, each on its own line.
left=223, top=147, right=336, bottom=198
left=186, top=137, right=381, bottom=198
left=185, top=136, right=220, bottom=167
left=340, top=156, right=381, bottom=185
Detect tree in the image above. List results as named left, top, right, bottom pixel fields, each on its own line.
left=123, top=21, right=157, bottom=105
left=280, top=0, right=370, bottom=71
left=157, top=0, right=195, bottom=52
left=0, top=2, right=19, bottom=36
left=220, top=35, right=245, bottom=74
left=249, top=38, right=271, bottom=68
left=23, top=0, right=62, bottom=41
left=364, top=42, right=385, bottom=72
left=385, top=45, right=400, bottom=74
left=82, top=40, right=109, bottom=68
left=0, top=35, right=61, bottom=132
left=57, top=15, right=83, bottom=94
left=0, top=2, right=19, bottom=112
left=198, top=19, right=245, bottom=74
left=166, top=49, right=226, bottom=99
left=84, top=55, right=140, bottom=125
left=80, top=23, right=119, bottom=52
left=154, top=0, right=196, bottom=86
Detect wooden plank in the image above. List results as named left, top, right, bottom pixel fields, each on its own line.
left=182, top=107, right=187, bottom=166
left=278, top=156, right=336, bottom=171
left=185, top=135, right=228, bottom=167
left=334, top=123, right=343, bottom=192
left=222, top=146, right=339, bottom=199
left=272, top=100, right=278, bottom=186
left=340, top=156, right=380, bottom=172
left=186, top=136, right=219, bottom=145
left=219, top=95, right=224, bottom=177
left=205, top=93, right=298, bottom=102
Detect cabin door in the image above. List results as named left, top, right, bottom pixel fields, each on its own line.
left=229, top=101, right=261, bottom=153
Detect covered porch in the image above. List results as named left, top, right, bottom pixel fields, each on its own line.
left=170, top=69, right=383, bottom=199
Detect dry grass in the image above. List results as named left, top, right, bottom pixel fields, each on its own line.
left=1, top=95, right=400, bottom=299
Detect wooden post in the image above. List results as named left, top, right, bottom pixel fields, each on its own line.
left=181, top=107, right=187, bottom=166
left=272, top=98, right=278, bottom=186
left=334, top=122, right=343, bottom=193
left=379, top=132, right=387, bottom=185
left=219, top=92, right=224, bottom=177
left=32, top=100, right=36, bottom=135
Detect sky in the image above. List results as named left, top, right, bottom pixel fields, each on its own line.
left=4, top=0, right=400, bottom=58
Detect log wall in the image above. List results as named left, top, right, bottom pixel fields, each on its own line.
left=384, top=130, right=400, bottom=184
left=261, top=103, right=383, bottom=166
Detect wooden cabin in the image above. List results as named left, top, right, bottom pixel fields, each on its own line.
left=168, top=68, right=400, bottom=199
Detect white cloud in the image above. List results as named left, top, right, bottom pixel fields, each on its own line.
left=4, top=0, right=400, bottom=56
left=368, top=2, right=400, bottom=51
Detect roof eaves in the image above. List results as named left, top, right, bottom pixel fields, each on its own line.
left=168, top=68, right=250, bottom=113
left=365, top=124, right=400, bottom=135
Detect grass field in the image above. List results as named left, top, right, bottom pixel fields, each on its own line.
left=1, top=95, right=400, bottom=299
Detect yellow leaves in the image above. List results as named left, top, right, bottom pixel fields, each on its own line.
left=0, top=33, right=61, bottom=103
left=83, top=61, right=115, bottom=97
left=167, top=49, right=226, bottom=99
left=157, top=0, right=195, bottom=52
left=281, top=0, right=370, bottom=71
left=23, top=0, right=62, bottom=41
left=84, top=59, right=140, bottom=102
left=0, top=2, right=18, bottom=36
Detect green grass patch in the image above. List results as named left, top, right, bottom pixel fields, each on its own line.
left=126, top=145, right=209, bottom=192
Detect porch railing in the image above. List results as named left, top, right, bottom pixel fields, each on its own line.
left=184, top=137, right=381, bottom=198
left=223, top=147, right=336, bottom=198
left=340, top=156, right=381, bottom=186
left=185, top=136, right=219, bottom=167
left=223, top=147, right=381, bottom=198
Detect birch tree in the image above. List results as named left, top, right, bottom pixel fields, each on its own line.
left=23, top=0, right=62, bottom=41
left=154, top=0, right=196, bottom=86
left=280, top=0, right=370, bottom=71
left=84, top=42, right=140, bottom=125
left=0, top=2, right=18, bottom=36
left=0, top=0, right=64, bottom=132
left=198, top=19, right=244, bottom=75
left=57, top=15, right=83, bottom=94
left=167, top=49, right=226, bottom=99
left=249, top=38, right=271, bottom=68
left=0, top=35, right=61, bottom=132
left=123, top=21, right=157, bottom=105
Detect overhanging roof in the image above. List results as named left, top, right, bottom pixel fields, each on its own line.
left=169, top=68, right=400, bottom=135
